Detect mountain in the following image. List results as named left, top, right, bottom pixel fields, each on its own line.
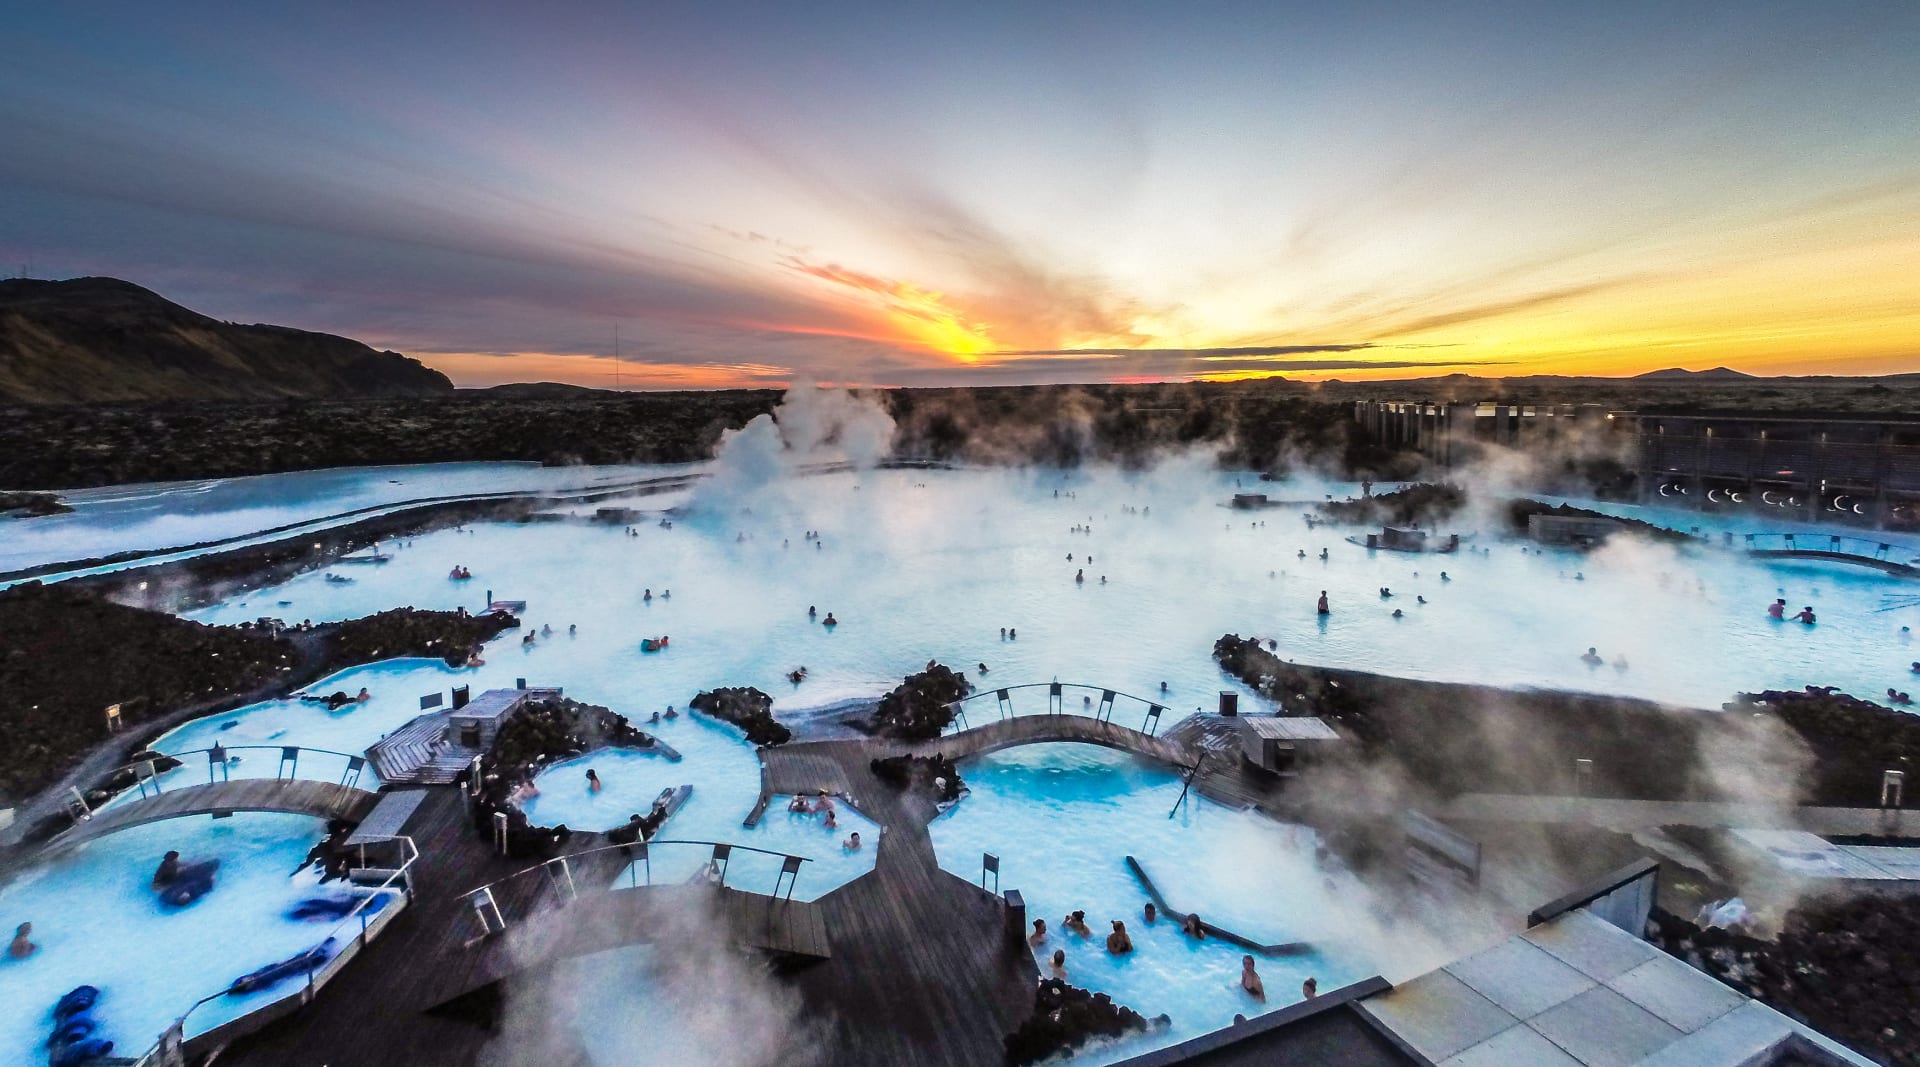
left=1633, top=366, right=1757, bottom=381
left=0, top=277, right=453, bottom=403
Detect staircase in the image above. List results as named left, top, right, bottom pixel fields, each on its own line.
left=367, top=712, right=462, bottom=785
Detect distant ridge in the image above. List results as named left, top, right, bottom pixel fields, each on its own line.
left=0, top=277, right=452, bottom=404
left=1634, top=366, right=1757, bottom=381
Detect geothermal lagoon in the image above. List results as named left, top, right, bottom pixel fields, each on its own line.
left=3, top=454, right=1916, bottom=1065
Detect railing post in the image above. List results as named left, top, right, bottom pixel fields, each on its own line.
left=546, top=856, right=579, bottom=901
left=65, top=786, right=92, bottom=824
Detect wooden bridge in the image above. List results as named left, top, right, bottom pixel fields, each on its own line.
left=908, top=712, right=1198, bottom=767
left=1739, top=531, right=1920, bottom=577
left=48, top=778, right=379, bottom=853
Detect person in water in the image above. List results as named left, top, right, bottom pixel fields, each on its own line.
left=1768, top=598, right=1787, bottom=620
left=1581, top=647, right=1604, bottom=667
left=1029, top=918, right=1049, bottom=946
left=1795, top=606, right=1818, bottom=624
left=153, top=850, right=183, bottom=888
left=1302, top=976, right=1318, bottom=998
left=789, top=796, right=811, bottom=813
left=1316, top=591, right=1330, bottom=616
left=823, top=808, right=838, bottom=830
left=1240, top=956, right=1266, bottom=1000
left=822, top=613, right=838, bottom=626
left=9, top=921, right=36, bottom=959
left=1075, top=569, right=1085, bottom=584
left=809, top=606, right=817, bottom=619
left=586, top=769, right=602, bottom=794
left=541, top=624, right=553, bottom=637
left=1181, top=912, right=1206, bottom=939
left=1391, top=608, right=1404, bottom=619
left=843, top=831, right=862, bottom=850
left=663, top=706, right=678, bottom=719
left=1106, top=920, right=1134, bottom=955
left=1050, top=949, right=1069, bottom=980
left=1143, top=902, right=1157, bottom=924
left=1064, top=910, right=1092, bottom=937
left=978, top=662, right=989, bottom=675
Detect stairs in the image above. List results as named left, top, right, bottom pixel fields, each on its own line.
left=367, top=712, right=458, bottom=784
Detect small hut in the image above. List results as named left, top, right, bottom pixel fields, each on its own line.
left=1239, top=716, right=1342, bottom=775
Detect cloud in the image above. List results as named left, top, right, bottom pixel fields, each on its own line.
left=995, top=344, right=1377, bottom=359
left=1376, top=276, right=1651, bottom=337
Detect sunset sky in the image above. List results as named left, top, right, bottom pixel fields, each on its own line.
left=2, top=2, right=1917, bottom=387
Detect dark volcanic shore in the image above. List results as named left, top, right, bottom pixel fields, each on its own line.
left=8, top=373, right=1919, bottom=491
left=1214, top=634, right=1908, bottom=807
left=0, top=581, right=516, bottom=832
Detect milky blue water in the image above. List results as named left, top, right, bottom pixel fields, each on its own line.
left=8, top=458, right=1920, bottom=1064
left=0, top=813, right=396, bottom=1063
left=0, top=460, right=697, bottom=577
left=930, top=744, right=1363, bottom=1063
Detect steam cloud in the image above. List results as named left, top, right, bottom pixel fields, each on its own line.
left=692, top=384, right=897, bottom=510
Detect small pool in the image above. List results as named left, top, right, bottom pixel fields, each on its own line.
left=0, top=813, right=374, bottom=1064
left=930, top=744, right=1372, bottom=1064
left=519, top=717, right=879, bottom=901
left=135, top=659, right=482, bottom=793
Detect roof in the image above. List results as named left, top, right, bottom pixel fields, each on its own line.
left=1729, top=828, right=1920, bottom=881
left=1110, top=976, right=1417, bottom=1067
left=1244, top=716, right=1341, bottom=741
left=1359, top=909, right=1877, bottom=1066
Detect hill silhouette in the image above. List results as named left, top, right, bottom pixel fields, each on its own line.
left=0, top=277, right=452, bottom=403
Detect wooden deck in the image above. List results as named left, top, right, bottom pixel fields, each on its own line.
left=213, top=729, right=1062, bottom=1067
left=217, top=787, right=560, bottom=1067
left=46, top=778, right=379, bottom=853
left=421, top=885, right=831, bottom=1010
left=902, top=712, right=1200, bottom=767
left=785, top=742, right=1039, bottom=1067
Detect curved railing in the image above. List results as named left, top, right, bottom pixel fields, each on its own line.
left=460, top=838, right=817, bottom=937
left=938, top=681, right=1183, bottom=737
left=103, top=744, right=369, bottom=803
left=1736, top=531, right=1918, bottom=561
left=130, top=835, right=420, bottom=1066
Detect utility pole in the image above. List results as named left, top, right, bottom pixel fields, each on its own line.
left=614, top=324, right=621, bottom=392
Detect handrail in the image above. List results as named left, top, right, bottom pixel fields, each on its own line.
left=938, top=680, right=1181, bottom=736
left=101, top=745, right=370, bottom=804
left=461, top=837, right=813, bottom=902
left=131, top=834, right=420, bottom=1066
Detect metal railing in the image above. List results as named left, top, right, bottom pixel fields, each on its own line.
left=461, top=838, right=814, bottom=938
left=106, top=745, right=368, bottom=804
left=129, top=834, right=419, bottom=1067
left=938, top=681, right=1176, bottom=737
left=1738, top=531, right=1918, bottom=562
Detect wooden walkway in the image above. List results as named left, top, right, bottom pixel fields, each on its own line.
left=900, top=713, right=1199, bottom=767
left=421, top=885, right=831, bottom=1011
left=217, top=787, right=562, bottom=1067
left=215, top=736, right=1047, bottom=1066
left=46, top=778, right=379, bottom=853
left=787, top=744, right=1039, bottom=1067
